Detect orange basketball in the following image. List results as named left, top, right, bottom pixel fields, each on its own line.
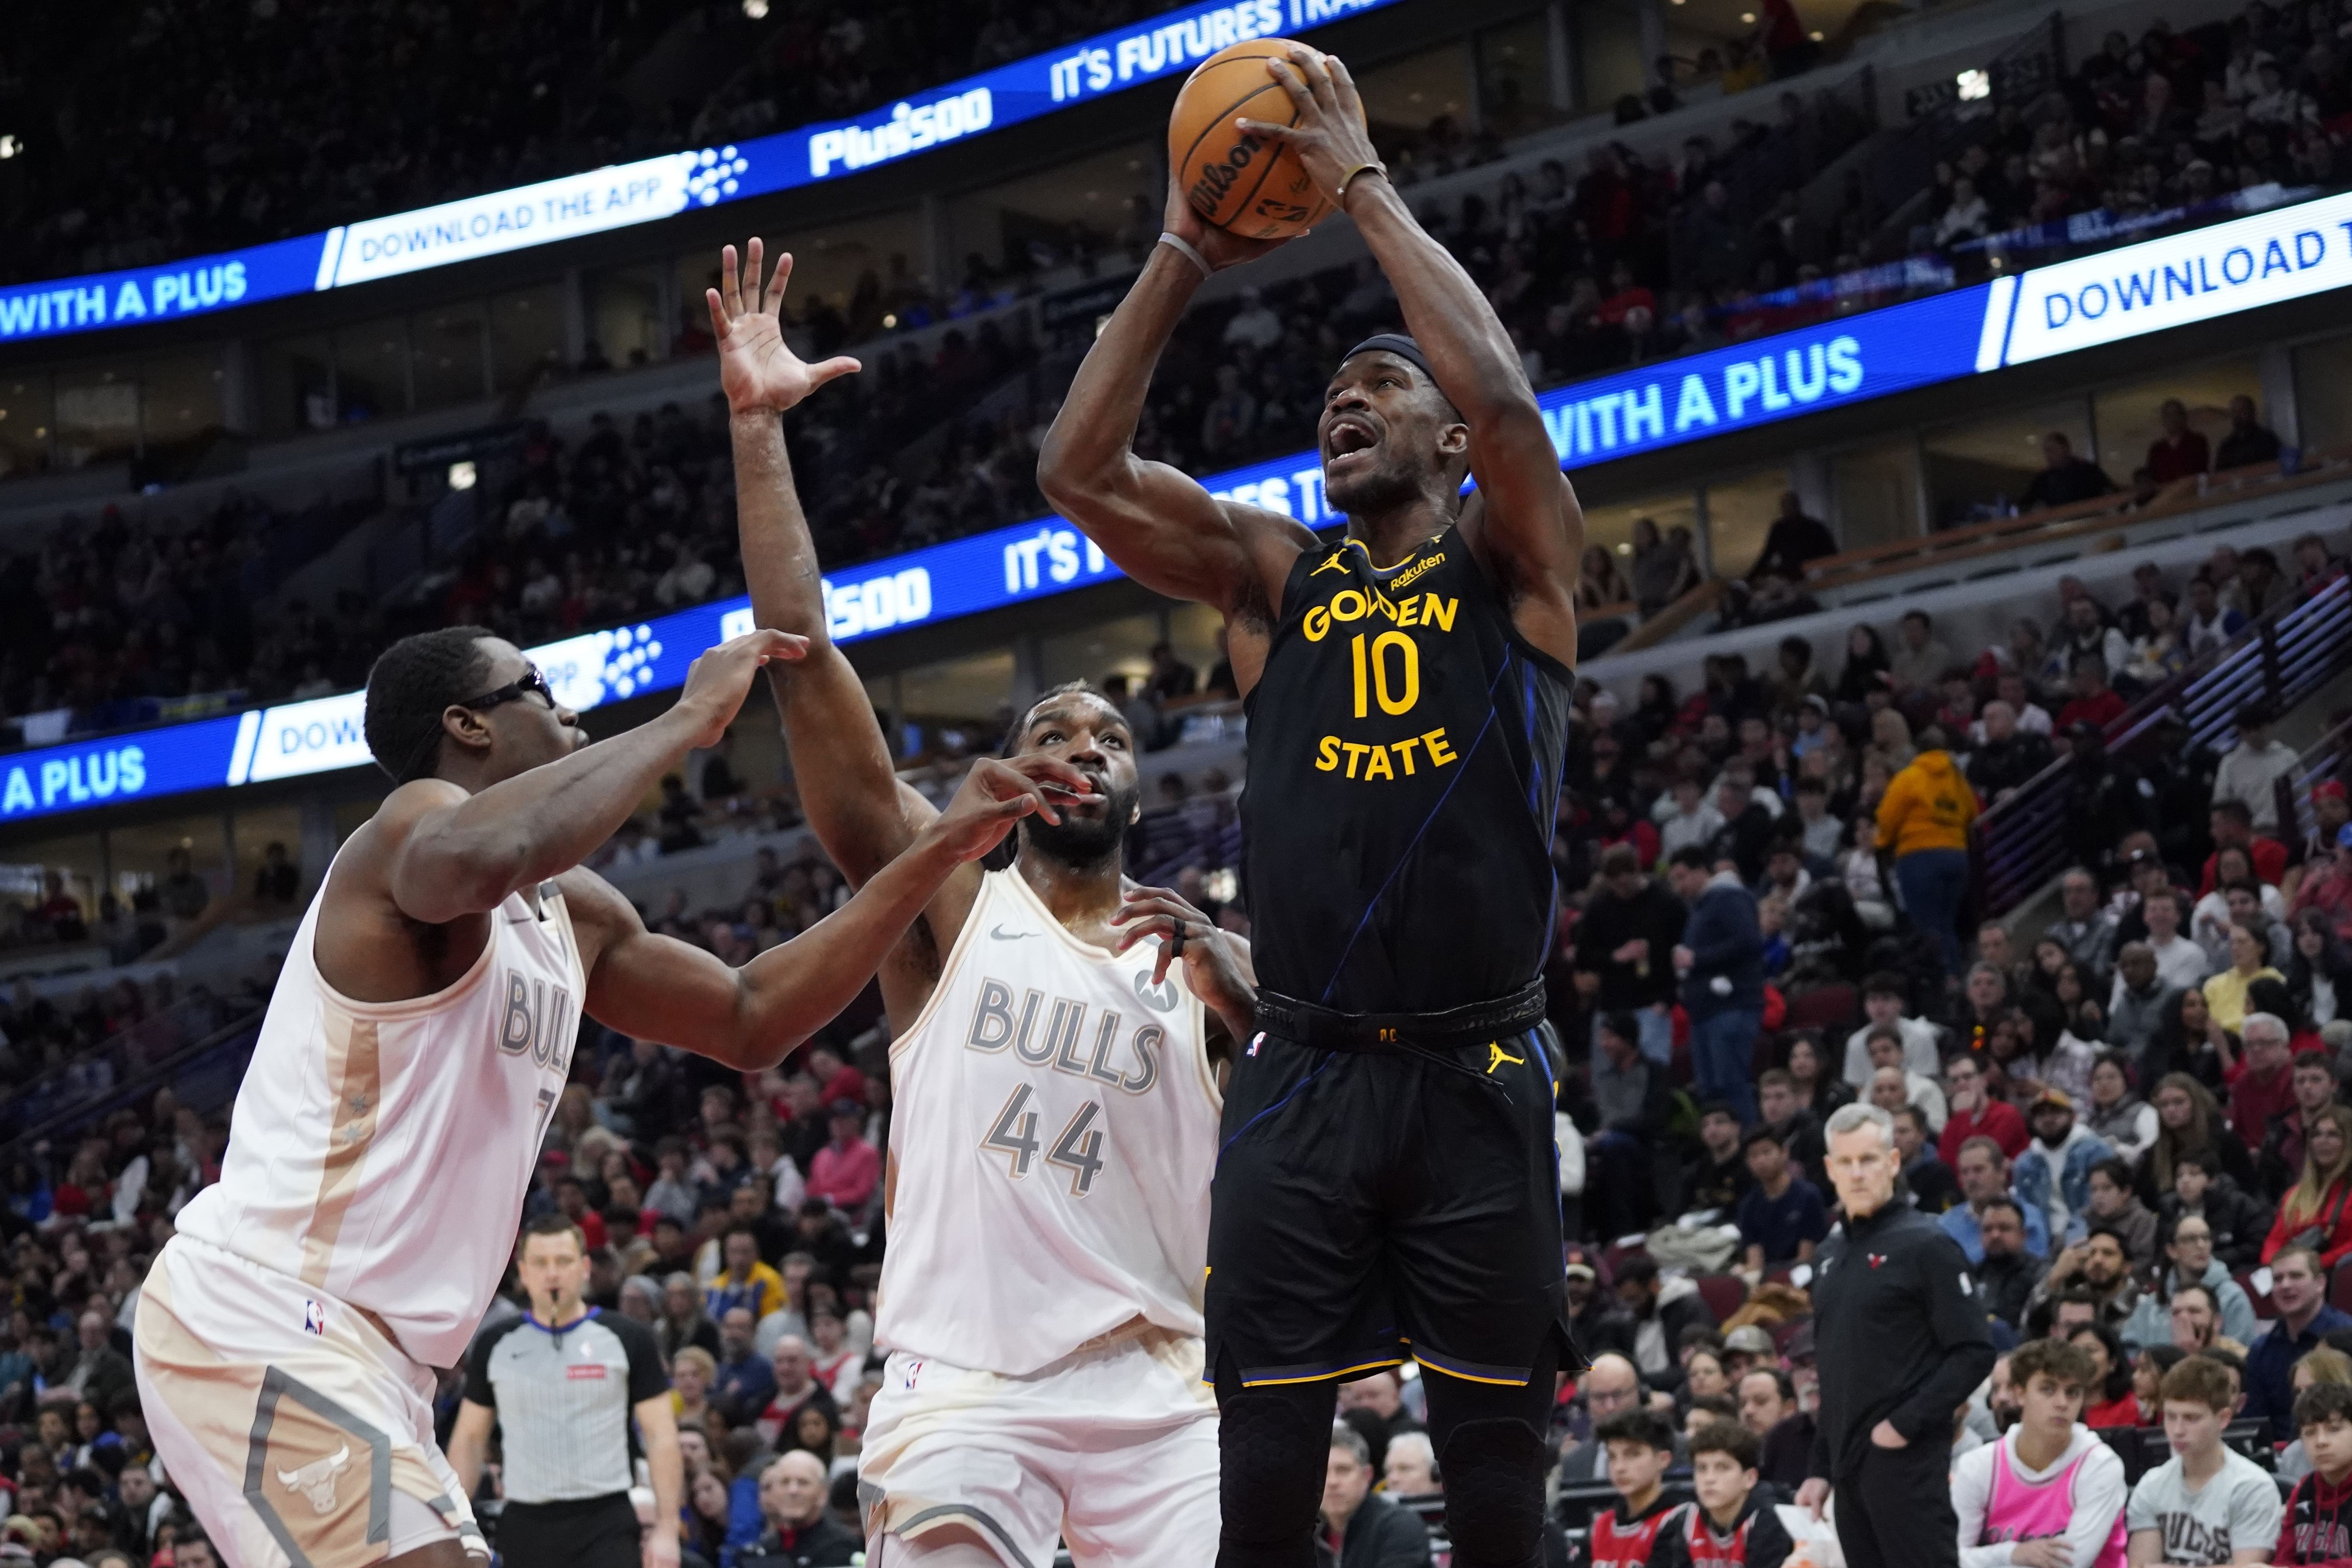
left=1167, top=39, right=1363, bottom=241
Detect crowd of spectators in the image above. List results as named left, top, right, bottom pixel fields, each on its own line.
left=1915, top=6, right=2352, bottom=262
left=0, top=0, right=1219, bottom=289
left=1527, top=522, right=2352, bottom=1557
left=7, top=512, right=2352, bottom=1561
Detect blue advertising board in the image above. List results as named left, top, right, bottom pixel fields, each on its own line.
left=0, top=0, right=1397, bottom=346
left=10, top=186, right=2352, bottom=825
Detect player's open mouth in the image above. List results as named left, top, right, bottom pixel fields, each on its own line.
left=1042, top=774, right=1110, bottom=812
left=1325, top=416, right=1379, bottom=471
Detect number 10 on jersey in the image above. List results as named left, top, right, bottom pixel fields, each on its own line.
left=983, top=1083, right=1107, bottom=1195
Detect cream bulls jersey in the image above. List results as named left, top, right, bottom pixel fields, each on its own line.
left=874, top=868, right=1222, bottom=1376
left=175, top=860, right=583, bottom=1367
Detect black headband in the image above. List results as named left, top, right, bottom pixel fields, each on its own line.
left=1340, top=333, right=1435, bottom=383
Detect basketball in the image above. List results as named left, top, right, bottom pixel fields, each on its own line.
left=1167, top=39, right=1363, bottom=241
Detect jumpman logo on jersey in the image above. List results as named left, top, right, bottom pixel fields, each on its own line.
left=1486, top=1042, right=1525, bottom=1074
left=1309, top=553, right=1353, bottom=577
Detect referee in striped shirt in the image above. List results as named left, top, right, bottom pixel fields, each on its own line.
left=448, top=1212, right=682, bottom=1568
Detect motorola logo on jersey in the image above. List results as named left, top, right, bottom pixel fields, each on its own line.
left=964, top=977, right=1163, bottom=1095
left=1133, top=971, right=1180, bottom=1013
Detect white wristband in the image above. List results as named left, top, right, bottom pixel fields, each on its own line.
left=1158, top=231, right=1212, bottom=279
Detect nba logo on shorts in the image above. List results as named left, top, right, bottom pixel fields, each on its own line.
left=1248, top=1032, right=1263, bottom=1057
left=302, top=1300, right=327, bottom=1336
left=902, top=1360, right=923, bottom=1391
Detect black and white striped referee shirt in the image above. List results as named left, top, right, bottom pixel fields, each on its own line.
left=464, top=1308, right=667, bottom=1504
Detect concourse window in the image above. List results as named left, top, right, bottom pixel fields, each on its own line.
left=876, top=649, right=1015, bottom=760
left=951, top=144, right=1155, bottom=290
left=2294, top=332, right=2352, bottom=452
left=2091, top=357, right=2259, bottom=487
left=1920, top=397, right=2093, bottom=527
left=1830, top=438, right=1923, bottom=553
left=257, top=332, right=334, bottom=436
left=410, top=304, right=489, bottom=411
left=1579, top=488, right=1701, bottom=608
left=141, top=351, right=226, bottom=448
left=586, top=265, right=666, bottom=369
left=1042, top=614, right=1158, bottom=694
left=0, top=375, right=51, bottom=478
left=490, top=285, right=566, bottom=394
left=1354, top=42, right=1477, bottom=161
left=1475, top=15, right=1566, bottom=136
left=333, top=317, right=410, bottom=423
left=53, top=365, right=140, bottom=469
left=1701, top=466, right=1795, bottom=583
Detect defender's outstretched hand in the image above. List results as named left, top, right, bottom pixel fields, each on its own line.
left=1237, top=48, right=1382, bottom=209
left=922, top=755, right=1102, bottom=863
left=675, top=629, right=808, bottom=750
left=708, top=238, right=862, bottom=415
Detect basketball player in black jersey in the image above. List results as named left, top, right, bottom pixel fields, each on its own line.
left=1039, top=46, right=1584, bottom=1568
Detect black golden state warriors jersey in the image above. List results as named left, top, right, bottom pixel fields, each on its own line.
left=1241, top=527, right=1573, bottom=1015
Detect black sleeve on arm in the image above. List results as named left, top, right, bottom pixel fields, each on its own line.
left=1888, top=1227, right=1997, bottom=1443
left=613, top=1314, right=669, bottom=1407
left=463, top=1322, right=507, bottom=1409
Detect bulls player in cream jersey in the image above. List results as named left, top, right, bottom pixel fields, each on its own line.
left=710, top=240, right=1257, bottom=1568
left=138, top=612, right=1083, bottom=1568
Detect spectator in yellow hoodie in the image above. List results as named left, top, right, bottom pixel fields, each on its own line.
left=1876, top=725, right=1980, bottom=983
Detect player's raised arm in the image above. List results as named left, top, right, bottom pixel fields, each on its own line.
left=1244, top=47, right=1582, bottom=667
left=708, top=239, right=933, bottom=892
left=570, top=752, right=1087, bottom=1071
left=1036, top=184, right=1315, bottom=667
left=366, top=629, right=806, bottom=926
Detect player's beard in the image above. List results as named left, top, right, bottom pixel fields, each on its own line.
left=1020, top=772, right=1140, bottom=869
left=1324, top=448, right=1426, bottom=520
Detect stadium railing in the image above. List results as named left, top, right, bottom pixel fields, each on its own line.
left=1969, top=572, right=2352, bottom=916
left=2272, top=705, right=2352, bottom=855
left=0, top=995, right=261, bottom=1157
left=1796, top=456, right=2352, bottom=599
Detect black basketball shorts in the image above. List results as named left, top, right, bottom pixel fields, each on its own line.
left=1203, top=1022, right=1579, bottom=1389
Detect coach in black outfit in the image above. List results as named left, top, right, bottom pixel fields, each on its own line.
left=1797, top=1103, right=1994, bottom=1568
left=448, top=1212, right=682, bottom=1568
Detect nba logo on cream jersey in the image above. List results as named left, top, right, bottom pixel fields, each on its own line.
left=873, top=868, right=1222, bottom=1377
left=173, top=862, right=584, bottom=1368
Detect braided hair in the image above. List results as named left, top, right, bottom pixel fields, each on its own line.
left=363, top=626, right=495, bottom=784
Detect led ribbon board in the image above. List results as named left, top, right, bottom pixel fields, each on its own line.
left=0, top=0, right=1396, bottom=345
left=10, top=189, right=2352, bottom=821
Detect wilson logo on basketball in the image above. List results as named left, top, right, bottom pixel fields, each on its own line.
left=1187, top=136, right=1263, bottom=217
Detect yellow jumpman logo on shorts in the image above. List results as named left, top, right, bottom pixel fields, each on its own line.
left=1486, top=1042, right=1525, bottom=1074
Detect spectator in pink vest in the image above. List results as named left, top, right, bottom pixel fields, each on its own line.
left=805, top=1099, right=879, bottom=1212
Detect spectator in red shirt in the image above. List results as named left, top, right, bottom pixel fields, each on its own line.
left=2262, top=1103, right=2352, bottom=1269
left=805, top=1041, right=867, bottom=1109
left=2292, top=826, right=2352, bottom=942
left=1597, top=261, right=1657, bottom=327
left=2228, top=1012, right=2299, bottom=1153
left=2145, top=399, right=2213, bottom=484
left=805, top=1100, right=879, bottom=1212
left=2054, top=653, right=2128, bottom=733
left=2202, top=798, right=2292, bottom=894
left=552, top=1174, right=608, bottom=1250
left=1941, top=1054, right=2029, bottom=1167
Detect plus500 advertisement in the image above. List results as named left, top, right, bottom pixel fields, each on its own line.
left=7, top=192, right=2352, bottom=821
left=0, top=0, right=1396, bottom=345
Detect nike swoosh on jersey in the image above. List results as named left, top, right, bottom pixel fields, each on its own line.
left=990, top=926, right=1035, bottom=940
